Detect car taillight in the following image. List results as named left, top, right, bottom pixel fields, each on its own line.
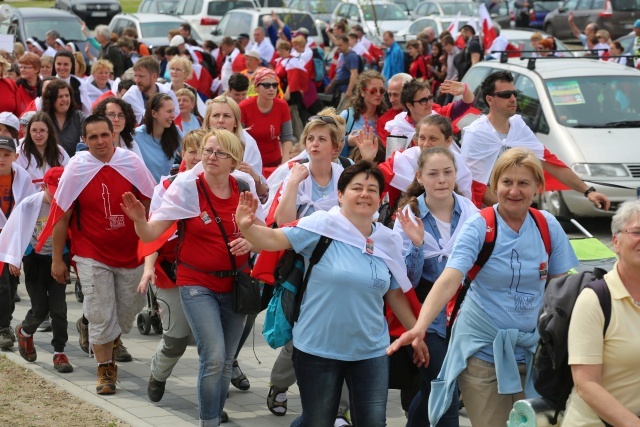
left=200, top=17, right=219, bottom=25
left=510, top=10, right=514, bottom=20
left=530, top=9, right=535, bottom=21
left=599, top=0, right=613, bottom=17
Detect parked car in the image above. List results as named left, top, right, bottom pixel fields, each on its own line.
left=175, top=0, right=264, bottom=42
left=529, top=0, right=561, bottom=28
left=459, top=57, right=640, bottom=217
left=211, top=7, right=323, bottom=46
left=137, top=0, right=181, bottom=14
left=412, top=0, right=477, bottom=18
left=331, top=0, right=413, bottom=37
left=391, top=0, right=422, bottom=15
left=54, top=0, right=121, bottom=26
left=480, top=0, right=513, bottom=29
left=108, top=13, right=204, bottom=49
left=395, top=15, right=470, bottom=44
left=286, top=0, right=341, bottom=22
left=544, top=0, right=640, bottom=40
left=1, top=7, right=97, bottom=60
left=500, top=28, right=575, bottom=54
left=616, top=31, right=636, bottom=52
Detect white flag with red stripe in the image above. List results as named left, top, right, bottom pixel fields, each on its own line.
left=479, top=3, right=497, bottom=49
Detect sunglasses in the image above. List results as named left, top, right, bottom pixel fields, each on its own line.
left=258, top=82, right=278, bottom=89
left=309, top=115, right=337, bottom=125
left=412, top=95, right=434, bottom=106
left=365, top=87, right=386, bottom=95
left=492, top=90, right=519, bottom=99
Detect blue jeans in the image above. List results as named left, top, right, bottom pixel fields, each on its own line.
left=291, top=347, right=388, bottom=427
left=406, top=333, right=459, bottom=427
left=180, top=286, right=246, bottom=426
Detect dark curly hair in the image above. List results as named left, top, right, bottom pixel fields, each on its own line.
left=143, top=93, right=181, bottom=160
left=347, top=70, right=387, bottom=121
left=20, top=111, right=64, bottom=170
left=480, top=70, right=514, bottom=105
left=92, top=97, right=137, bottom=148
left=41, top=79, right=77, bottom=121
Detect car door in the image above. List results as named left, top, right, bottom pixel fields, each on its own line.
left=514, top=73, right=550, bottom=134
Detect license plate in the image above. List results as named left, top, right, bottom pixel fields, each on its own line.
left=92, top=11, right=107, bottom=17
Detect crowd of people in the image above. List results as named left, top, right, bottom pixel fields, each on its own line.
left=0, top=12, right=638, bottom=427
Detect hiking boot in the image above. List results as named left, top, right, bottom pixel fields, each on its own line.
left=96, top=363, right=117, bottom=395
left=76, top=318, right=89, bottom=354
left=0, top=326, right=15, bottom=349
left=267, top=385, right=288, bottom=416
left=113, top=337, right=132, bottom=362
left=53, top=354, right=73, bottom=373
left=147, top=374, right=166, bottom=402
left=16, top=325, right=36, bottom=362
left=230, top=360, right=250, bottom=391
left=37, top=317, right=52, bottom=332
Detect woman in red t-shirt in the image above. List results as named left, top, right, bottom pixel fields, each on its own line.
left=239, top=68, right=293, bottom=178
left=121, top=129, right=265, bottom=426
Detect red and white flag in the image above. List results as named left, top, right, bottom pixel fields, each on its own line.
left=479, top=3, right=497, bottom=49
left=447, top=12, right=466, bottom=48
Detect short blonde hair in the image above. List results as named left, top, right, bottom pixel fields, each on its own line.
left=203, top=95, right=242, bottom=140
left=489, top=147, right=545, bottom=194
left=14, top=43, right=25, bottom=59
left=168, top=55, right=193, bottom=80
left=175, top=87, right=195, bottom=102
left=182, top=129, right=207, bottom=153
left=202, top=129, right=244, bottom=170
left=300, top=107, right=345, bottom=150
left=530, top=32, right=543, bottom=42
left=292, top=36, right=306, bottom=49
left=91, top=59, right=114, bottom=75
left=73, top=52, right=86, bottom=76
left=40, top=55, right=54, bottom=67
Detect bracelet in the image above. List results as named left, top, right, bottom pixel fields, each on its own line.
left=584, top=186, right=596, bottom=198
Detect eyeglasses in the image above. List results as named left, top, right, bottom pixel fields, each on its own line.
left=412, top=95, right=434, bottom=105
left=491, top=90, right=519, bottom=99
left=106, top=112, right=126, bottom=120
left=258, top=82, right=279, bottom=89
left=365, top=87, right=386, bottom=95
left=30, top=129, right=49, bottom=135
left=202, top=148, right=232, bottom=159
left=309, top=115, right=337, bottom=126
left=619, top=228, right=640, bottom=237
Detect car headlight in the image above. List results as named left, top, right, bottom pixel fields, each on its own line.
left=110, top=4, right=120, bottom=11
left=75, top=3, right=87, bottom=10
left=571, top=163, right=630, bottom=177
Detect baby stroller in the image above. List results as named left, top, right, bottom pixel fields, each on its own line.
left=137, top=284, right=163, bottom=335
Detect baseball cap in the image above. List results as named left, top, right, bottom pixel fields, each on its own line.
left=293, top=27, right=309, bottom=37
left=0, top=136, right=16, bottom=153
left=43, top=166, right=64, bottom=195
left=634, top=18, right=640, bottom=28
left=245, top=50, right=261, bottom=61
left=169, top=35, right=185, bottom=47
left=20, top=111, right=37, bottom=126
left=0, top=112, right=20, bottom=133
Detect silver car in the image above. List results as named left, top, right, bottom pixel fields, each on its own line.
left=459, top=57, right=640, bottom=217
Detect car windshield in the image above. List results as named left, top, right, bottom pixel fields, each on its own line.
left=361, top=4, right=408, bottom=20
left=440, top=2, right=476, bottom=14
left=141, top=21, right=185, bottom=38
left=546, top=76, right=640, bottom=128
left=208, top=1, right=255, bottom=15
left=309, top=0, right=340, bottom=14
left=24, top=18, right=86, bottom=41
left=611, top=0, right=640, bottom=11
left=157, top=0, right=179, bottom=13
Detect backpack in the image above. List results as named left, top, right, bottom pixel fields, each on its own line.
left=262, top=235, right=333, bottom=349
left=446, top=206, right=552, bottom=338
left=534, top=270, right=611, bottom=423
left=312, top=47, right=325, bottom=83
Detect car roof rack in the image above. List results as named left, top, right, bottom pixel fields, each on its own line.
left=489, top=49, right=638, bottom=70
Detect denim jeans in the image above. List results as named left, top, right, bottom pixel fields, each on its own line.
left=291, top=347, right=389, bottom=427
left=180, top=286, right=246, bottom=426
left=406, top=333, right=459, bottom=427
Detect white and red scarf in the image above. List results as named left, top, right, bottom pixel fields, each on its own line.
left=0, top=164, right=37, bottom=230
left=0, top=192, right=44, bottom=268
left=278, top=161, right=343, bottom=219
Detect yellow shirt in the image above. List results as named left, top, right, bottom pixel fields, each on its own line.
left=564, top=262, right=640, bottom=426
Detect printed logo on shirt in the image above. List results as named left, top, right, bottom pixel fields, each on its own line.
left=369, top=258, right=386, bottom=289
left=102, top=183, right=125, bottom=230
left=270, top=125, right=276, bottom=140
left=508, top=249, right=535, bottom=312
left=230, top=213, right=241, bottom=239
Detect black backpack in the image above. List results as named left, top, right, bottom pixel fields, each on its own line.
left=533, top=269, right=611, bottom=423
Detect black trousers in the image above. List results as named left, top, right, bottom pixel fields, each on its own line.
left=20, top=253, right=69, bottom=352
left=0, top=263, right=18, bottom=328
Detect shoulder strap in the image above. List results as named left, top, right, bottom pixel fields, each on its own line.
left=236, top=178, right=250, bottom=194
left=345, top=108, right=355, bottom=135
left=528, top=207, right=552, bottom=259
left=466, top=207, right=497, bottom=282
left=294, top=235, right=333, bottom=321
left=338, top=156, right=352, bottom=168
left=586, top=278, right=612, bottom=335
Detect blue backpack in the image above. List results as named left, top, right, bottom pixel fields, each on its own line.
left=312, top=47, right=325, bottom=83
left=263, top=236, right=333, bottom=349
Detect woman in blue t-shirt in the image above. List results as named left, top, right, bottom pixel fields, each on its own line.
left=389, top=148, right=579, bottom=427
left=394, top=146, right=478, bottom=427
left=237, top=161, right=428, bottom=427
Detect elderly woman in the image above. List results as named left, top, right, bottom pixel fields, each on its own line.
left=240, top=67, right=294, bottom=177
left=163, top=55, right=206, bottom=117
left=389, top=148, right=579, bottom=427
left=121, top=129, right=265, bottom=427
left=16, top=53, right=41, bottom=114
left=83, top=59, right=114, bottom=105
left=41, top=79, right=85, bottom=157
left=93, top=97, right=142, bottom=158
left=563, top=200, right=640, bottom=427
left=40, top=55, right=54, bottom=78
left=236, top=161, right=426, bottom=427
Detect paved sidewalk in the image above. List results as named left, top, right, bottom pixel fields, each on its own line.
left=4, top=285, right=471, bottom=426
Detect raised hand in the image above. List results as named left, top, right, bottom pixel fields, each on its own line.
left=396, top=208, right=425, bottom=247
left=236, top=191, right=259, bottom=231
left=120, top=192, right=147, bottom=223
left=439, top=80, right=466, bottom=96
left=355, top=124, right=380, bottom=163
left=289, top=163, right=310, bottom=185
left=237, top=162, right=259, bottom=183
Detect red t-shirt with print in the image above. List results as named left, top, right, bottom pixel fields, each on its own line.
left=176, top=174, right=249, bottom=293
left=69, top=167, right=148, bottom=268
left=240, top=96, right=291, bottom=168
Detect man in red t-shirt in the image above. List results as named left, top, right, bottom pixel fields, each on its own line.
left=51, top=115, right=155, bottom=395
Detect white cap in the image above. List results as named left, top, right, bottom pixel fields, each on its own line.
left=0, top=112, right=20, bottom=133
left=169, top=35, right=185, bottom=47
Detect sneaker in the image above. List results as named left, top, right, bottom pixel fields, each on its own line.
left=16, top=325, right=37, bottom=362
left=0, top=326, right=15, bottom=349
left=147, top=374, right=166, bottom=402
left=221, top=410, right=229, bottom=423
left=96, top=363, right=117, bottom=395
left=37, top=317, right=52, bottom=332
left=113, top=337, right=132, bottom=362
left=76, top=318, right=90, bottom=354
left=267, top=385, right=288, bottom=416
left=230, top=360, right=250, bottom=391
left=53, top=354, right=73, bottom=373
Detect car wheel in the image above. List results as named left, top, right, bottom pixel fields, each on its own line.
left=537, top=191, right=569, bottom=218
left=544, top=22, right=554, bottom=36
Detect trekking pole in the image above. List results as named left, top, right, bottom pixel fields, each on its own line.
left=570, top=219, right=593, bottom=238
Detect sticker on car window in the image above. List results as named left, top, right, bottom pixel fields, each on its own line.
left=546, top=81, right=585, bottom=105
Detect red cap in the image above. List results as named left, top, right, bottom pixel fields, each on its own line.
left=43, top=166, right=64, bottom=195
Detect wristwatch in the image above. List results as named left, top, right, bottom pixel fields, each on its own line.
left=584, top=186, right=596, bottom=198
